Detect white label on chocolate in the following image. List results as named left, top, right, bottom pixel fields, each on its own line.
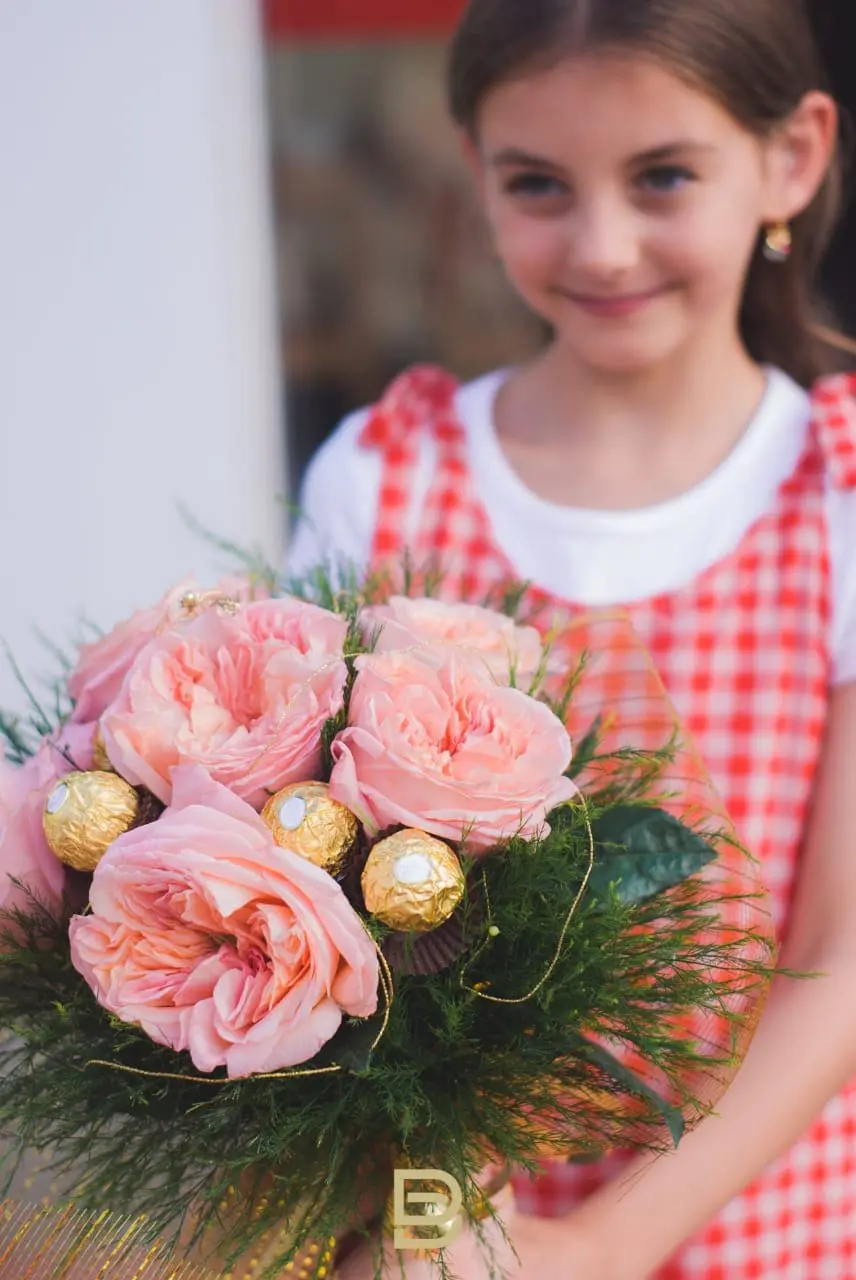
left=278, top=794, right=307, bottom=831
left=46, top=783, right=69, bottom=815
left=394, top=853, right=433, bottom=886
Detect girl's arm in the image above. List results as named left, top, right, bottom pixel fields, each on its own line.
left=561, top=679, right=856, bottom=1279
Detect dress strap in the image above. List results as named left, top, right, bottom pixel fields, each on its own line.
left=358, top=365, right=463, bottom=566
left=811, top=372, right=856, bottom=489
left=357, top=365, right=462, bottom=452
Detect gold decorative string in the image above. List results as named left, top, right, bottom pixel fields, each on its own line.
left=460, top=793, right=596, bottom=1005
left=85, top=940, right=394, bottom=1087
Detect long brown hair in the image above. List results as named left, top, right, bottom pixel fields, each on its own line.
left=448, top=0, right=855, bottom=386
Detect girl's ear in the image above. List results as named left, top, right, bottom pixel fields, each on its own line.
left=762, top=91, right=838, bottom=223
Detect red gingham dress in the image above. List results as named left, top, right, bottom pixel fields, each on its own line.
left=357, top=366, right=856, bottom=1279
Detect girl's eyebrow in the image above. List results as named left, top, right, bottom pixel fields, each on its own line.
left=489, top=141, right=717, bottom=168
left=632, top=141, right=717, bottom=163
left=489, top=147, right=564, bottom=169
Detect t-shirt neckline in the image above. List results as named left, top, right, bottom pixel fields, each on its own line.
left=457, top=365, right=808, bottom=536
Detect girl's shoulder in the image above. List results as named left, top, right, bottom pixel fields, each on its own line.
left=295, top=363, right=466, bottom=508
left=286, top=403, right=379, bottom=578
left=286, top=365, right=468, bottom=578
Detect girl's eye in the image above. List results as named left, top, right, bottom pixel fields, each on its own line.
left=503, top=172, right=569, bottom=200
left=638, top=164, right=696, bottom=194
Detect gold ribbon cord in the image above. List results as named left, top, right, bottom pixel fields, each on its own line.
left=86, top=941, right=394, bottom=1088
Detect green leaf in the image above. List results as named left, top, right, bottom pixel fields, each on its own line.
left=588, top=806, right=717, bottom=906
left=316, top=1017, right=380, bottom=1075
left=566, top=1032, right=685, bottom=1148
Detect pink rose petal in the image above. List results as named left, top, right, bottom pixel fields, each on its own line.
left=101, top=598, right=348, bottom=809
left=361, top=597, right=544, bottom=687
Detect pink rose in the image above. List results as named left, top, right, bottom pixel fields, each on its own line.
left=68, top=575, right=268, bottom=725
left=69, top=767, right=379, bottom=1078
left=0, top=722, right=95, bottom=919
left=329, top=649, right=577, bottom=854
left=101, top=598, right=348, bottom=808
left=361, top=597, right=544, bottom=687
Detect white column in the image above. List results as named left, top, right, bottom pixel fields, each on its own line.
left=0, top=1, right=284, bottom=712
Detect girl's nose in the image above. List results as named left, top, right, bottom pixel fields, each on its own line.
left=569, top=200, right=641, bottom=278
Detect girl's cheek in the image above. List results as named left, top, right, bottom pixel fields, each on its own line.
left=495, top=215, right=570, bottom=279
left=646, top=219, right=706, bottom=274
left=653, top=197, right=760, bottom=278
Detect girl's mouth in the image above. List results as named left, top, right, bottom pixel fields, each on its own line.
left=561, top=284, right=671, bottom=319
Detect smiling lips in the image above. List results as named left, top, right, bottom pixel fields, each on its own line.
left=558, top=284, right=671, bottom=318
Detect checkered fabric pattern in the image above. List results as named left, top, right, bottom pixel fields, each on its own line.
left=358, top=367, right=856, bottom=1278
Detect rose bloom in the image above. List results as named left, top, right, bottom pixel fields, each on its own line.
left=101, top=597, right=348, bottom=809
left=68, top=575, right=268, bottom=726
left=329, top=649, right=577, bottom=853
left=69, top=767, right=379, bottom=1078
left=0, top=722, right=95, bottom=918
left=361, top=597, right=544, bottom=688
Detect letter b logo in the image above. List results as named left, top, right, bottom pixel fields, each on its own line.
left=393, top=1169, right=463, bottom=1251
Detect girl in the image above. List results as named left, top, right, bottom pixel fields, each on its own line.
left=290, top=1, right=856, bottom=1275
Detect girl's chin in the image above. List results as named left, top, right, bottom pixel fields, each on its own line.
left=553, top=335, right=685, bottom=378
left=543, top=306, right=687, bottom=372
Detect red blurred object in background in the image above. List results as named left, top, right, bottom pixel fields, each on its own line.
left=263, top=0, right=465, bottom=39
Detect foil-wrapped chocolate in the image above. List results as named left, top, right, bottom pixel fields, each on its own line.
left=362, top=830, right=465, bottom=933
left=42, top=771, right=140, bottom=872
left=260, top=782, right=358, bottom=877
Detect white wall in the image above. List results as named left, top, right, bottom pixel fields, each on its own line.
left=0, top=1, right=285, bottom=712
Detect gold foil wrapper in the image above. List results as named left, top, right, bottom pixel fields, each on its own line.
left=361, top=830, right=465, bottom=933
left=261, top=782, right=358, bottom=877
left=42, top=770, right=139, bottom=873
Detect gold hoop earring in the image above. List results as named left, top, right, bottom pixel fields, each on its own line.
left=762, top=222, right=792, bottom=264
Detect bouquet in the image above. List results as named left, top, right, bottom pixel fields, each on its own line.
left=0, top=564, right=775, bottom=1278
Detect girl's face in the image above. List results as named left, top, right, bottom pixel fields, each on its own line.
left=469, top=54, right=820, bottom=377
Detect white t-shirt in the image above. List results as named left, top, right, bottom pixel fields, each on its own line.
left=288, top=366, right=856, bottom=686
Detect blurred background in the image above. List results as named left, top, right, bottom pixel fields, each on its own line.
left=264, top=0, right=542, bottom=490
left=1, top=0, right=854, bottom=708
